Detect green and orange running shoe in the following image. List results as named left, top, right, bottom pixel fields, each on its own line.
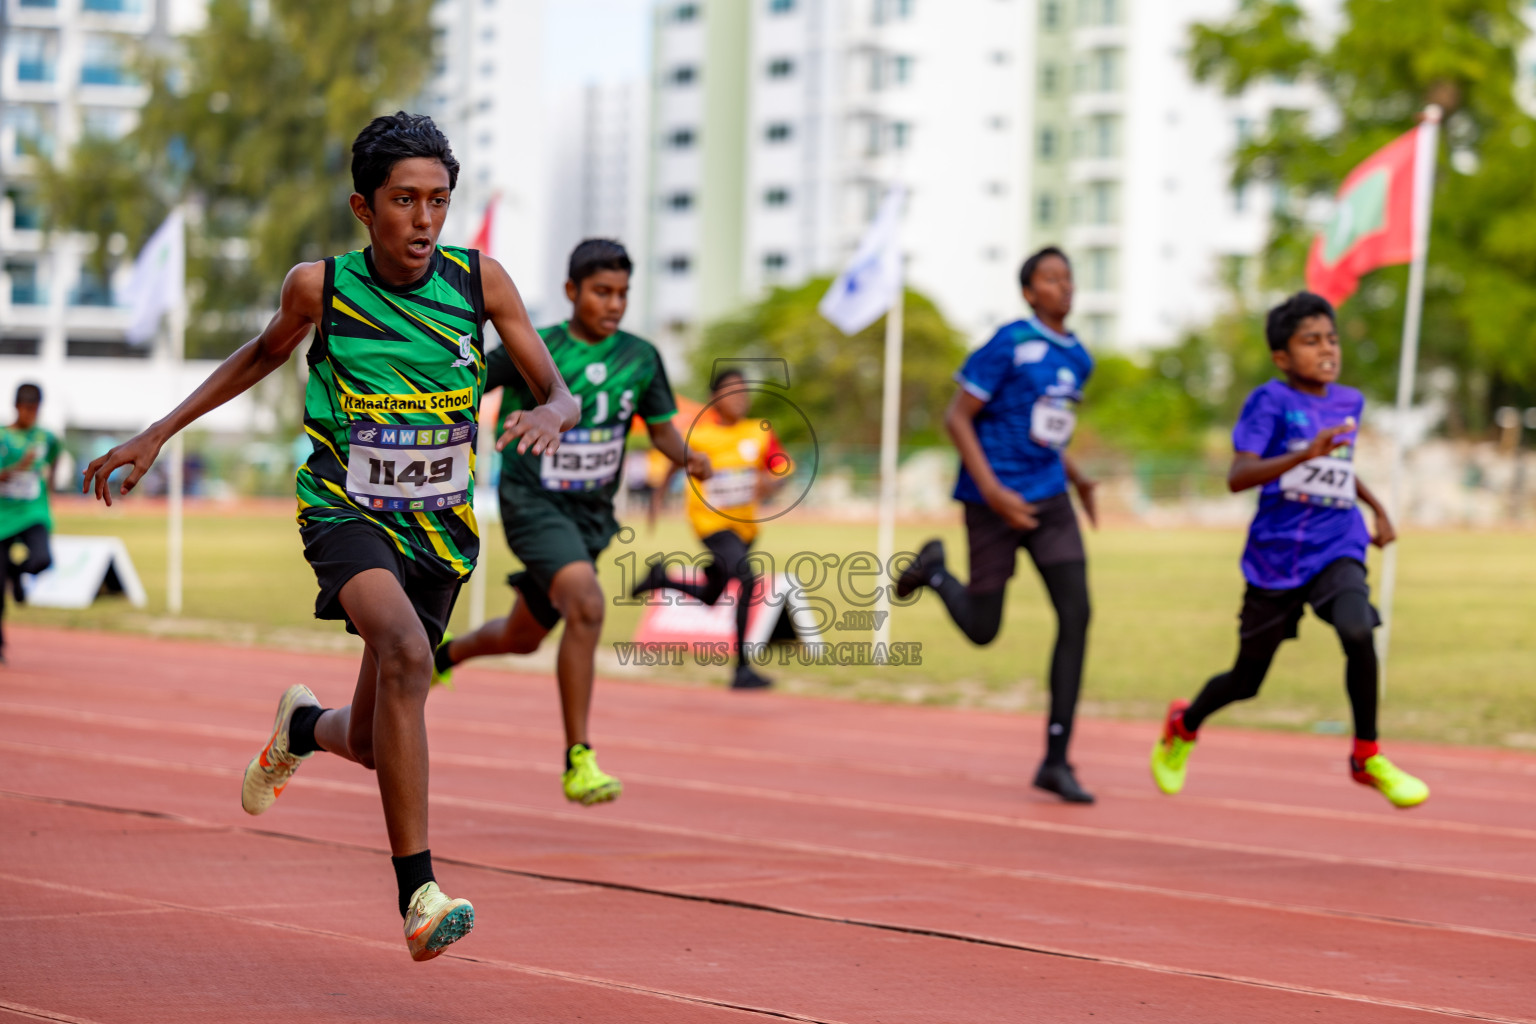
left=1352, top=751, right=1429, bottom=809
left=241, top=684, right=320, bottom=815
left=403, top=881, right=474, bottom=962
left=1150, top=699, right=1198, bottom=795
left=562, top=744, right=622, bottom=805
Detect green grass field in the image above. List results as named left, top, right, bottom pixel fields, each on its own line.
left=24, top=499, right=1536, bottom=749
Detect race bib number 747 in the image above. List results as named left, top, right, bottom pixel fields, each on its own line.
left=345, top=421, right=475, bottom=513
left=1279, top=456, right=1357, bottom=508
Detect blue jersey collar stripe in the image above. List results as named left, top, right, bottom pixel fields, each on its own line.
left=1026, top=317, right=1078, bottom=347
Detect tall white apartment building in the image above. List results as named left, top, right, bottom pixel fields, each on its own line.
left=0, top=0, right=248, bottom=436
left=647, top=0, right=1332, bottom=354
left=541, top=79, right=651, bottom=330
left=646, top=0, right=1034, bottom=351
left=423, top=0, right=548, bottom=323
left=1025, top=0, right=1332, bottom=348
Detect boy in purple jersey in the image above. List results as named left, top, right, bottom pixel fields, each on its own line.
left=1149, top=292, right=1429, bottom=808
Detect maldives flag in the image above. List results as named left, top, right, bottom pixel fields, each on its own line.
left=1305, top=124, right=1433, bottom=306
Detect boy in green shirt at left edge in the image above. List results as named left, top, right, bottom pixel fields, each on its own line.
left=0, top=382, right=62, bottom=660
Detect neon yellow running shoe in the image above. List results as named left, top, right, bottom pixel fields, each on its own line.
left=562, top=744, right=622, bottom=805
left=403, top=881, right=474, bottom=962
left=1352, top=753, right=1429, bottom=808
left=241, top=684, right=320, bottom=815
left=1150, top=699, right=1197, bottom=795
left=431, top=633, right=455, bottom=690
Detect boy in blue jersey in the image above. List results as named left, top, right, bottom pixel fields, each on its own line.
left=897, top=247, right=1099, bottom=804
left=1149, top=291, right=1428, bottom=808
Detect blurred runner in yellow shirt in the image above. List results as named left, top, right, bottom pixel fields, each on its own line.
left=634, top=368, right=791, bottom=689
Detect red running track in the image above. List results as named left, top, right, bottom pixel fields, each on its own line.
left=1, top=626, right=1533, bottom=1023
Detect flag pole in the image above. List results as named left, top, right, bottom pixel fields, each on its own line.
left=466, top=202, right=498, bottom=631
left=467, top=404, right=495, bottom=630
left=166, top=207, right=187, bottom=616
left=873, top=228, right=904, bottom=652
left=1375, top=104, right=1441, bottom=692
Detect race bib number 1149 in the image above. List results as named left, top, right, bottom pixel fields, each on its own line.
left=345, top=421, right=475, bottom=513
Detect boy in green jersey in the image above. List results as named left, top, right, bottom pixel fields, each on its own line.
left=0, top=383, right=62, bottom=660
left=82, top=113, right=578, bottom=960
left=434, top=239, right=710, bottom=805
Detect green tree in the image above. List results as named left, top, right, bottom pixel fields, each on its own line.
left=42, top=0, right=435, bottom=358
left=691, top=279, right=968, bottom=448
left=1189, top=0, right=1536, bottom=429
left=1078, top=346, right=1220, bottom=459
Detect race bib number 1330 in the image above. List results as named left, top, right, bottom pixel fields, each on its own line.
left=345, top=421, right=475, bottom=513
left=540, top=426, right=626, bottom=492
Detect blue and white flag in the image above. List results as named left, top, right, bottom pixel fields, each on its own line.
left=125, top=208, right=185, bottom=346
left=818, top=187, right=905, bottom=336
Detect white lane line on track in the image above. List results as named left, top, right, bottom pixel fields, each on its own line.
left=1, top=829, right=1531, bottom=1024
left=0, top=1002, right=111, bottom=1024
left=0, top=871, right=850, bottom=1024
left=7, top=667, right=1536, bottom=788
left=5, top=699, right=1533, bottom=842
left=7, top=741, right=1536, bottom=954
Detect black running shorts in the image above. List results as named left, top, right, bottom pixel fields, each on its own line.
left=964, top=491, right=1086, bottom=594
left=1237, top=556, right=1380, bottom=643
left=300, top=518, right=463, bottom=648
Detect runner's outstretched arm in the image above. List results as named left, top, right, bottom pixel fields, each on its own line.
left=649, top=420, right=711, bottom=480
left=944, top=387, right=1037, bottom=530
left=1355, top=477, right=1397, bottom=548
left=480, top=256, right=579, bottom=454
left=1062, top=452, right=1098, bottom=529
left=1227, top=419, right=1356, bottom=493
left=81, top=261, right=326, bottom=504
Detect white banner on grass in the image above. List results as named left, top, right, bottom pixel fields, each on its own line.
left=23, top=536, right=147, bottom=610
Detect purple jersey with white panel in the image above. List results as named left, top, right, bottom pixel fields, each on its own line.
left=953, top=318, right=1094, bottom=504
left=1233, top=379, right=1371, bottom=590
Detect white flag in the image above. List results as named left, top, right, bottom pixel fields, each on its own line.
left=818, top=187, right=905, bottom=336
left=125, top=208, right=185, bottom=346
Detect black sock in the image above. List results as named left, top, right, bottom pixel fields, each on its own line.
left=565, top=742, right=589, bottom=771
left=734, top=574, right=755, bottom=668
left=392, top=849, right=435, bottom=918
left=433, top=638, right=455, bottom=675
left=287, top=704, right=327, bottom=756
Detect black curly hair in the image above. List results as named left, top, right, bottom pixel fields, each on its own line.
left=351, top=111, right=460, bottom=205
left=1265, top=291, right=1336, bottom=352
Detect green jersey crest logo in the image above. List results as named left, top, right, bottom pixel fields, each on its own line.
left=451, top=334, right=474, bottom=368
left=585, top=363, right=608, bottom=386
